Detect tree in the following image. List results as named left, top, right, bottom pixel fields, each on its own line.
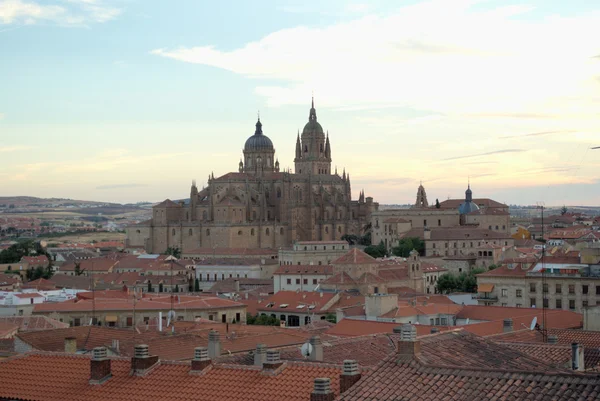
left=174, top=284, right=180, bottom=293
left=324, top=313, right=336, bottom=324
left=435, top=199, right=440, bottom=209
left=436, top=274, right=458, bottom=294
left=247, top=313, right=280, bottom=326
left=164, top=247, right=181, bottom=258
left=364, top=241, right=387, bottom=258
left=436, top=268, right=487, bottom=294
left=391, top=237, right=425, bottom=257
left=488, top=264, right=498, bottom=270
left=194, top=278, right=200, bottom=292
left=561, top=205, right=568, bottom=215
left=341, top=234, right=360, bottom=245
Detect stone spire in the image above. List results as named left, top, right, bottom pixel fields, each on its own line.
left=325, top=131, right=331, bottom=160
left=295, top=131, right=302, bottom=160
left=309, top=96, right=317, bottom=121
left=414, top=182, right=428, bottom=208
left=342, top=168, right=346, bottom=180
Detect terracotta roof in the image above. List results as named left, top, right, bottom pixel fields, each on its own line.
left=0, top=316, right=68, bottom=331
left=477, top=283, right=494, bottom=292
left=320, top=272, right=355, bottom=285
left=184, top=248, right=277, bottom=257
left=339, top=332, right=600, bottom=401
left=325, top=319, right=449, bottom=337
left=0, top=323, right=19, bottom=338
left=22, top=278, right=57, bottom=291
left=20, top=255, right=49, bottom=265
left=438, top=197, right=508, bottom=209
left=60, top=258, right=118, bottom=273
left=14, top=292, right=44, bottom=299
left=0, top=353, right=342, bottom=401
left=499, top=342, right=600, bottom=371
left=273, top=265, right=334, bottom=275
left=256, top=291, right=336, bottom=313
left=332, top=248, right=377, bottom=265
left=33, top=295, right=245, bottom=313
left=153, top=199, right=182, bottom=208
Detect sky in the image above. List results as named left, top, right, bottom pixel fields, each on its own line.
left=0, top=0, right=599, bottom=206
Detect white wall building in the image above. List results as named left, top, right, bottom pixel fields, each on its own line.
left=273, top=265, right=334, bottom=293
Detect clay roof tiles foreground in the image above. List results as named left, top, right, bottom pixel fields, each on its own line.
left=0, top=353, right=342, bottom=401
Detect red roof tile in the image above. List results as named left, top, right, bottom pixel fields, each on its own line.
left=332, top=248, right=377, bottom=265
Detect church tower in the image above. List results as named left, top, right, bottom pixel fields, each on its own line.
left=413, top=183, right=428, bottom=208
left=294, top=98, right=332, bottom=175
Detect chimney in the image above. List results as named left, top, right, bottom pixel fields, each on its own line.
left=208, top=330, right=221, bottom=358
left=263, top=349, right=283, bottom=371
left=254, top=343, right=267, bottom=367
left=131, top=344, right=159, bottom=375
left=190, top=346, right=211, bottom=372
left=112, top=339, right=120, bottom=353
left=309, top=336, right=323, bottom=362
left=547, top=335, right=558, bottom=344
left=396, top=324, right=420, bottom=363
left=89, top=347, right=111, bottom=384
left=64, top=337, right=77, bottom=353
left=503, top=318, right=513, bottom=333
left=310, top=378, right=335, bottom=401
left=430, top=328, right=440, bottom=334
left=339, top=360, right=361, bottom=394
left=571, top=343, right=584, bottom=371
left=234, top=280, right=240, bottom=293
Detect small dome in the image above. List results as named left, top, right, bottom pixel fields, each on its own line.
left=459, top=201, right=480, bottom=215
left=244, top=118, right=274, bottom=151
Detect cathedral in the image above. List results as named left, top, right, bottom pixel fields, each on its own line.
left=126, top=99, right=379, bottom=253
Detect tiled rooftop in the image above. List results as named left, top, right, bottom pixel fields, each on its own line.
left=332, top=248, right=377, bottom=265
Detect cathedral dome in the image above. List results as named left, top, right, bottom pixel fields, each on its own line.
left=458, top=184, right=479, bottom=214
left=244, top=118, right=274, bottom=151
left=302, top=97, right=324, bottom=134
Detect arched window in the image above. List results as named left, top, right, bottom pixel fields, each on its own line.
left=277, top=188, right=281, bottom=198
left=251, top=228, right=255, bottom=236
left=266, top=228, right=270, bottom=236
left=320, top=143, right=323, bottom=153
left=304, top=145, right=308, bottom=153
left=188, top=229, right=193, bottom=236
left=206, top=229, right=210, bottom=236
left=172, top=229, right=176, bottom=236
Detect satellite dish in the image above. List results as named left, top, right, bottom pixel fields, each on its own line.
left=167, top=310, right=176, bottom=327
left=301, top=342, right=313, bottom=358
left=530, top=316, right=537, bottom=331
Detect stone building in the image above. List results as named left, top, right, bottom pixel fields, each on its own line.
left=278, top=240, right=350, bottom=266
left=127, top=99, right=378, bottom=254
left=371, top=184, right=511, bottom=257
left=475, top=255, right=600, bottom=313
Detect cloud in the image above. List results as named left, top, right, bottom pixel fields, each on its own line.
left=0, top=0, right=121, bottom=26
left=0, top=145, right=31, bottom=152
left=151, top=0, right=600, bottom=118
left=442, top=149, right=526, bottom=161
left=96, top=183, right=147, bottom=190
left=500, top=130, right=577, bottom=139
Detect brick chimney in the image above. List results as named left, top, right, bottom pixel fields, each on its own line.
left=89, top=347, right=111, bottom=384
left=254, top=343, right=267, bottom=367
left=396, top=324, right=420, bottom=364
left=190, top=346, right=211, bottom=372
left=263, top=349, right=283, bottom=371
left=310, top=378, right=335, bottom=401
left=131, top=344, right=159, bottom=375
left=548, top=335, right=558, bottom=344
left=339, top=360, right=361, bottom=394
left=208, top=330, right=221, bottom=358
left=309, top=336, right=323, bottom=362
left=64, top=337, right=77, bottom=354
left=571, top=343, right=584, bottom=371
left=503, top=318, right=513, bottom=333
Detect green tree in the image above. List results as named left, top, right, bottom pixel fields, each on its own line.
left=194, top=278, right=200, bottom=292
left=341, top=234, right=360, bottom=245
left=488, top=264, right=498, bottom=270
left=561, top=205, right=568, bottom=215
left=364, top=241, right=387, bottom=258
left=435, top=199, right=440, bottom=209
left=436, top=274, right=458, bottom=294
left=174, top=284, right=180, bottom=293
left=324, top=313, right=336, bottom=324
left=391, top=237, right=425, bottom=257
left=164, top=247, right=181, bottom=258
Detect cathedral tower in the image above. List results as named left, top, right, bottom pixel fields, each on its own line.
left=242, top=118, right=277, bottom=174
left=294, top=98, right=332, bottom=175
left=413, top=183, right=428, bottom=208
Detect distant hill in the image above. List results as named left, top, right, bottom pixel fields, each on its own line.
left=0, top=196, right=116, bottom=207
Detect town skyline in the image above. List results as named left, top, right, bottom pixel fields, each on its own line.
left=1, top=0, right=599, bottom=205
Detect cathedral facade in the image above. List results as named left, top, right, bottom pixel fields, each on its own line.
left=126, top=99, right=379, bottom=253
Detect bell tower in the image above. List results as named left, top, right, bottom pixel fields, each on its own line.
left=294, top=98, right=332, bottom=175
